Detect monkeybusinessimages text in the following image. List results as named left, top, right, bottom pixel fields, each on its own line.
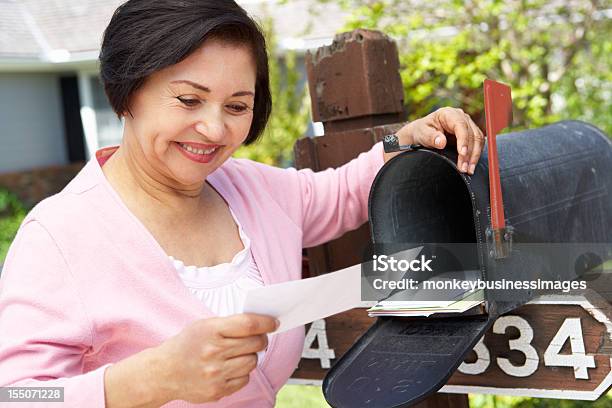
left=370, top=254, right=587, bottom=294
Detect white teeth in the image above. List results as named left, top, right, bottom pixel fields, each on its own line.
left=179, top=143, right=217, bottom=155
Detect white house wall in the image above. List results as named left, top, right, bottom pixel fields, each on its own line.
left=0, top=73, right=68, bottom=173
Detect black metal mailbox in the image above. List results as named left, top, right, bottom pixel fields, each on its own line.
left=323, top=120, right=612, bottom=407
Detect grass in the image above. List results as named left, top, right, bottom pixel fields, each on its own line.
left=276, top=384, right=329, bottom=408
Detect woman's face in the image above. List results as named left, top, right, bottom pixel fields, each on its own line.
left=123, top=38, right=256, bottom=188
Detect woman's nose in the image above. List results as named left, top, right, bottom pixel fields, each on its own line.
left=194, top=107, right=226, bottom=143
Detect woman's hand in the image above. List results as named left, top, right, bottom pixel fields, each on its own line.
left=383, top=107, right=485, bottom=175
left=154, top=313, right=277, bottom=404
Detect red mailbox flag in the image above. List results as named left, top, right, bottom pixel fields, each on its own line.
left=484, top=79, right=512, bottom=233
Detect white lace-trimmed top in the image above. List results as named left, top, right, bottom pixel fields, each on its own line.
left=169, top=207, right=268, bottom=362
left=169, top=207, right=264, bottom=315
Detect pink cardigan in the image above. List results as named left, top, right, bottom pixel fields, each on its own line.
left=0, top=141, right=385, bottom=407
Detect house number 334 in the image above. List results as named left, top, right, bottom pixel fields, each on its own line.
left=458, top=316, right=596, bottom=379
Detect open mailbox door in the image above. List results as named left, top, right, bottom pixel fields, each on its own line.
left=322, top=80, right=612, bottom=407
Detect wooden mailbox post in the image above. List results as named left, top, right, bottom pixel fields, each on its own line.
left=291, top=29, right=612, bottom=406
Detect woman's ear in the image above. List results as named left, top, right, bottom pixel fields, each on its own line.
left=121, top=108, right=135, bottom=119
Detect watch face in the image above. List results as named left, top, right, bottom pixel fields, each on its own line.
left=383, top=134, right=399, bottom=153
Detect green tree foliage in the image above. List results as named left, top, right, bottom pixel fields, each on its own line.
left=234, top=17, right=311, bottom=166
left=0, top=189, right=25, bottom=264
left=315, top=0, right=611, bottom=135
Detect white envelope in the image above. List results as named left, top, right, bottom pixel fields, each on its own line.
left=243, top=263, right=364, bottom=334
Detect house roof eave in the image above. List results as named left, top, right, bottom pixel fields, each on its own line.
left=0, top=58, right=98, bottom=74
left=0, top=50, right=99, bottom=74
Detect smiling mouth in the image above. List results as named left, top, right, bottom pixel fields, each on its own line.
left=177, top=142, right=219, bottom=155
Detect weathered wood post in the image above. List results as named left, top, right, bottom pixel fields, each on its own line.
left=295, top=29, right=405, bottom=279
left=291, top=28, right=612, bottom=406
left=293, top=29, right=469, bottom=408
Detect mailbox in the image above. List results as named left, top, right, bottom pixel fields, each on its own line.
left=323, top=120, right=612, bottom=407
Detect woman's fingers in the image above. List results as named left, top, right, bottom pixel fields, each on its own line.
left=215, top=313, right=278, bottom=338
left=398, top=107, right=484, bottom=175
left=220, top=355, right=258, bottom=397
left=435, top=108, right=479, bottom=173
left=466, top=117, right=485, bottom=175
left=446, top=109, right=472, bottom=172
left=416, top=126, right=446, bottom=149
left=224, top=353, right=259, bottom=378
left=462, top=113, right=475, bottom=173
left=221, top=334, right=268, bottom=358
left=224, top=375, right=250, bottom=396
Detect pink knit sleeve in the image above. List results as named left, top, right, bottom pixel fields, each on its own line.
left=240, top=141, right=385, bottom=248
left=0, top=220, right=111, bottom=408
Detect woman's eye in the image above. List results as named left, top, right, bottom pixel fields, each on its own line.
left=226, top=104, right=249, bottom=113
left=176, top=96, right=200, bottom=107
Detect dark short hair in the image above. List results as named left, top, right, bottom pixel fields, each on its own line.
left=99, top=0, right=271, bottom=145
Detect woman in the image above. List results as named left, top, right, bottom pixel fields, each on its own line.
left=0, top=1, right=483, bottom=407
